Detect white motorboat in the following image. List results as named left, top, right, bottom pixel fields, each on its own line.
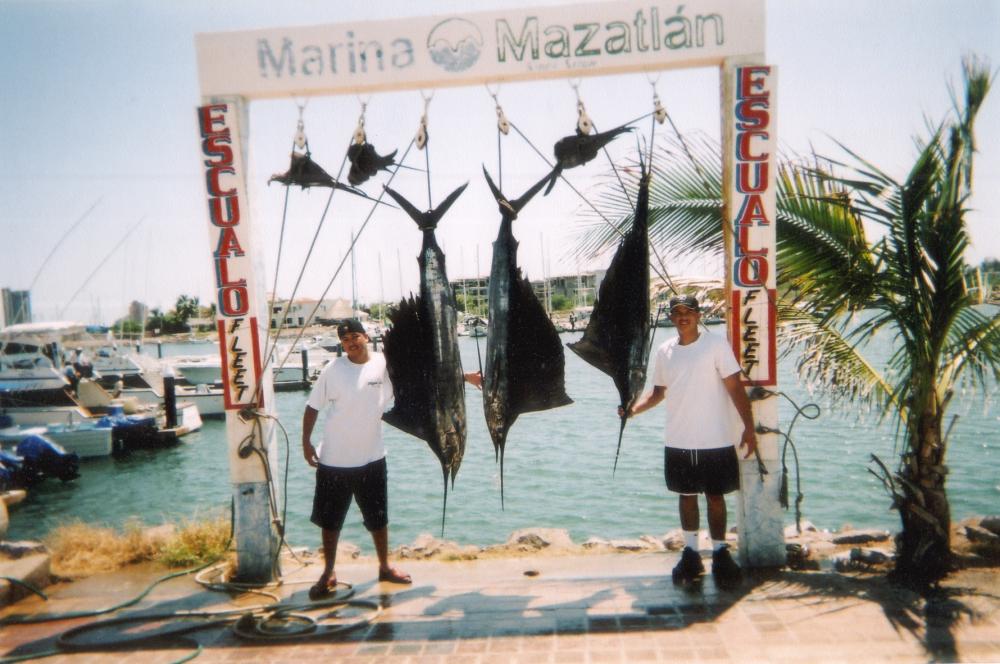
left=1, top=322, right=203, bottom=448
left=0, top=418, right=113, bottom=458
left=170, top=342, right=328, bottom=389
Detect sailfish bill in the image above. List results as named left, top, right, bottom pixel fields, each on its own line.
left=381, top=182, right=468, bottom=535
left=482, top=166, right=573, bottom=507
left=567, top=159, right=652, bottom=472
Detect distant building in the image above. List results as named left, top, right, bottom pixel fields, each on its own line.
left=268, top=297, right=363, bottom=328
left=529, top=272, right=602, bottom=310
left=127, top=300, right=148, bottom=324
left=451, top=272, right=602, bottom=314
left=450, top=276, right=489, bottom=315
left=2, top=288, right=31, bottom=326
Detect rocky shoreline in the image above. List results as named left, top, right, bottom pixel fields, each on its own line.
left=337, top=515, right=999, bottom=574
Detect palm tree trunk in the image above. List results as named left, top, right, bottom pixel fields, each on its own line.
left=895, top=406, right=951, bottom=584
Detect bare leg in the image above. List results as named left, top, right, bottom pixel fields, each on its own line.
left=678, top=494, right=700, bottom=532
left=372, top=527, right=410, bottom=582
left=371, top=526, right=390, bottom=570
left=706, top=494, right=727, bottom=541
left=320, top=528, right=340, bottom=582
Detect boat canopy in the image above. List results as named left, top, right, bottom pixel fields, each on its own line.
left=0, top=321, right=88, bottom=346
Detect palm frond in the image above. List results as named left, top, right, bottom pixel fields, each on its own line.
left=778, top=303, right=896, bottom=411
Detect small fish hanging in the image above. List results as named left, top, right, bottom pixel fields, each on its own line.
left=543, top=124, right=633, bottom=195
left=346, top=142, right=399, bottom=186
left=269, top=151, right=384, bottom=203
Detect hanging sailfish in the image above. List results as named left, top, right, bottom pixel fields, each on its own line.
left=481, top=167, right=573, bottom=507
left=567, top=159, right=652, bottom=472
left=347, top=141, right=398, bottom=186
left=544, top=124, right=633, bottom=195
left=381, top=182, right=469, bottom=535
left=269, top=151, right=381, bottom=202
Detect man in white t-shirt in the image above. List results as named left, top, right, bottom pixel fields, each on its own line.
left=624, top=295, right=757, bottom=586
left=301, top=318, right=411, bottom=597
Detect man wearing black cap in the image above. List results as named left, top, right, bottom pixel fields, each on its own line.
left=301, top=318, right=411, bottom=597
left=624, top=295, right=757, bottom=586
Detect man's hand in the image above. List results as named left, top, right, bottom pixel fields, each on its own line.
left=464, top=371, right=483, bottom=389
left=738, top=427, right=758, bottom=459
left=303, top=440, right=318, bottom=467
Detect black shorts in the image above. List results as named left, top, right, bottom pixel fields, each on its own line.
left=664, top=446, right=740, bottom=496
left=311, top=458, right=388, bottom=532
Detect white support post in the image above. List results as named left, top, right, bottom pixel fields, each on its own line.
left=720, top=57, right=785, bottom=568
left=196, top=96, right=279, bottom=582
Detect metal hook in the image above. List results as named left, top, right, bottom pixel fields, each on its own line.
left=353, top=99, right=368, bottom=145
left=568, top=80, right=592, bottom=134
left=649, top=76, right=667, bottom=125
left=653, top=92, right=667, bottom=125
left=416, top=91, right=432, bottom=150
left=487, top=84, right=510, bottom=135
left=293, top=100, right=308, bottom=151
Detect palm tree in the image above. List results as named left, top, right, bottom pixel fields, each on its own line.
left=576, top=58, right=997, bottom=584
left=173, top=295, right=200, bottom=328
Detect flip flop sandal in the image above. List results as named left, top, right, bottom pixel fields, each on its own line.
left=308, top=576, right=338, bottom=600
left=377, top=568, right=412, bottom=584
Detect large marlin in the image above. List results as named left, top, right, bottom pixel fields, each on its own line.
left=482, top=167, right=573, bottom=506
left=381, top=183, right=468, bottom=534
left=567, top=159, right=652, bottom=472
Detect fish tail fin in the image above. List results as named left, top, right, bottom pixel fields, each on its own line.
left=482, top=165, right=504, bottom=203
left=612, top=414, right=628, bottom=476
left=426, top=182, right=469, bottom=229
left=383, top=185, right=425, bottom=227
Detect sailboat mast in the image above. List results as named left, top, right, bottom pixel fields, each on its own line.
left=350, top=228, right=357, bottom=315
left=378, top=252, right=385, bottom=325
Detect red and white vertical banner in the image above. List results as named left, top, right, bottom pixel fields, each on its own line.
left=722, top=59, right=784, bottom=567
left=197, top=102, right=265, bottom=412
left=726, top=63, right=777, bottom=387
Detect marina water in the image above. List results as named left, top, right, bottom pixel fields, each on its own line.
left=5, top=323, right=998, bottom=553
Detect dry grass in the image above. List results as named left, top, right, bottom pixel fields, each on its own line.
left=45, top=515, right=231, bottom=578
left=158, top=515, right=231, bottom=568
left=46, top=519, right=162, bottom=577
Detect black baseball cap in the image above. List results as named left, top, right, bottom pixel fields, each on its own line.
left=337, top=318, right=367, bottom=337
left=668, top=295, right=700, bottom=312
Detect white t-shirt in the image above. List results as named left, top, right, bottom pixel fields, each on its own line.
left=651, top=331, right=742, bottom=450
left=306, top=353, right=394, bottom=468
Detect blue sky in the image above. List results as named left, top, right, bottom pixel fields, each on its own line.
left=1, top=0, right=998, bottom=324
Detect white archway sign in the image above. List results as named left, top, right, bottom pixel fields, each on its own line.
left=195, top=0, right=782, bottom=582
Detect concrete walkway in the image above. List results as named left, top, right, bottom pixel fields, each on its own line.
left=2, top=550, right=999, bottom=662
